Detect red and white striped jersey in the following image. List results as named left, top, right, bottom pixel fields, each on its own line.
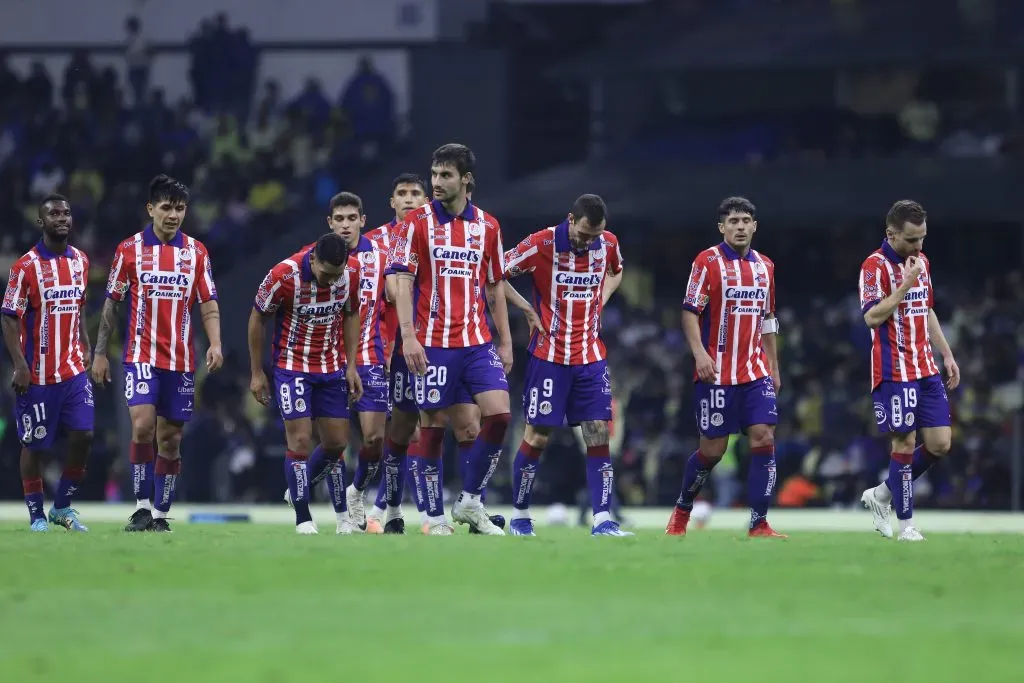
left=105, top=225, right=217, bottom=372
left=2, top=241, right=89, bottom=384
left=366, top=221, right=399, bottom=361
left=385, top=200, right=504, bottom=349
left=682, top=242, right=775, bottom=386
left=341, top=234, right=388, bottom=366
left=858, top=241, right=939, bottom=389
left=254, top=248, right=359, bottom=374
left=504, top=222, right=623, bottom=365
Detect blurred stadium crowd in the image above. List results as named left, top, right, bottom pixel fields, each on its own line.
left=1, top=3, right=1021, bottom=515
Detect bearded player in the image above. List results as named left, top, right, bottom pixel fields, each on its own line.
left=386, top=144, right=513, bottom=536
left=503, top=194, right=631, bottom=536
left=859, top=200, right=957, bottom=541
left=666, top=196, right=786, bottom=538
left=2, top=195, right=94, bottom=531
left=93, top=175, right=223, bottom=533
left=250, top=233, right=363, bottom=534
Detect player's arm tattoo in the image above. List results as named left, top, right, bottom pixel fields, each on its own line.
left=199, top=300, right=222, bottom=347
left=94, top=298, right=120, bottom=356
left=580, top=420, right=610, bottom=448
left=1, top=315, right=28, bottom=368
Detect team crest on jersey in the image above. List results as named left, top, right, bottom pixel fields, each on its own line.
left=360, top=251, right=376, bottom=265
left=178, top=248, right=193, bottom=262
left=468, top=223, right=483, bottom=237
left=71, top=258, right=83, bottom=273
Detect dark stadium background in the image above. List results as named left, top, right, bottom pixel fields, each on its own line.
left=1, top=0, right=1022, bottom=517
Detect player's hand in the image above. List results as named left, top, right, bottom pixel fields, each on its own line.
left=404, top=338, right=428, bottom=375
left=11, top=363, right=30, bottom=395
left=347, top=365, right=364, bottom=404
left=524, top=307, right=544, bottom=338
left=944, top=355, right=961, bottom=391
left=903, top=256, right=924, bottom=283
left=695, top=351, right=719, bottom=384
left=250, top=371, right=271, bottom=406
left=497, top=339, right=514, bottom=375
left=206, top=345, right=224, bottom=373
left=90, top=354, right=111, bottom=385
left=771, top=369, right=782, bottom=393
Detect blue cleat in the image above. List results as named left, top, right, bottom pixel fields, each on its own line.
left=509, top=518, right=536, bottom=536
left=30, top=518, right=49, bottom=532
left=48, top=506, right=89, bottom=532
left=591, top=520, right=634, bottom=537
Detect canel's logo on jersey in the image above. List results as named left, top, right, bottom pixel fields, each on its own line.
left=902, top=288, right=929, bottom=302
left=140, top=272, right=190, bottom=286
left=43, top=286, right=85, bottom=301
left=724, top=287, right=767, bottom=300
left=555, top=272, right=602, bottom=287
left=432, top=246, right=481, bottom=263
left=297, top=301, right=345, bottom=317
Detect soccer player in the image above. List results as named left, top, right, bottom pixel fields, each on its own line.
left=2, top=194, right=93, bottom=531
left=858, top=200, right=957, bottom=541
left=386, top=143, right=513, bottom=536
left=249, top=233, right=363, bottom=534
left=665, top=196, right=786, bottom=538
left=502, top=194, right=632, bottom=536
left=93, top=175, right=223, bottom=533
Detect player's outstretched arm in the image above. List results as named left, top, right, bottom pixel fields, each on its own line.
left=602, top=270, right=622, bottom=306
left=863, top=257, right=923, bottom=328
left=501, top=281, right=542, bottom=337
left=486, top=280, right=513, bottom=374
left=199, top=300, right=223, bottom=372
left=927, top=309, right=960, bottom=390
left=91, top=298, right=119, bottom=384
left=247, top=308, right=271, bottom=405
left=1, top=314, right=29, bottom=394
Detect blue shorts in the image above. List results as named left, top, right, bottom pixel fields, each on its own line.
left=124, top=362, right=194, bottom=422
left=273, top=368, right=350, bottom=421
left=523, top=356, right=612, bottom=427
left=414, top=344, right=508, bottom=411
left=344, top=364, right=388, bottom=414
left=693, top=376, right=778, bottom=439
left=16, top=372, right=95, bottom=451
left=389, top=353, right=473, bottom=415
left=872, top=375, right=951, bottom=434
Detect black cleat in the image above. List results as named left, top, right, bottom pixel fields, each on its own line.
left=383, top=518, right=406, bottom=535
left=151, top=518, right=173, bottom=533
left=468, top=514, right=506, bottom=535
left=124, top=508, right=154, bottom=532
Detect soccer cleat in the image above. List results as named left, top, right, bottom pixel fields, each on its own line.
left=151, top=518, right=173, bottom=533
left=366, top=507, right=385, bottom=534
left=384, top=518, right=406, bottom=534
left=748, top=520, right=787, bottom=538
left=591, top=520, right=634, bottom=536
left=30, top=518, right=49, bottom=532
left=452, top=495, right=504, bottom=536
left=665, top=507, right=691, bottom=536
left=421, top=522, right=430, bottom=535
left=346, top=484, right=367, bottom=531
left=860, top=487, right=894, bottom=539
left=124, top=507, right=154, bottom=532
left=296, top=521, right=318, bottom=535
left=336, top=516, right=357, bottom=535
left=427, top=521, right=454, bottom=536
left=509, top=518, right=536, bottom=536
left=469, top=514, right=507, bottom=535
left=48, top=506, right=88, bottom=532
left=898, top=526, right=925, bottom=542
left=283, top=488, right=293, bottom=508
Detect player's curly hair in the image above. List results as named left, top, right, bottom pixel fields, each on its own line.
left=718, top=196, right=756, bottom=221
left=149, top=174, right=190, bottom=205
left=432, top=143, right=475, bottom=177
left=314, top=232, right=349, bottom=267
left=886, top=200, right=926, bottom=231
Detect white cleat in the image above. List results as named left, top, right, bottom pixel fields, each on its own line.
left=452, top=495, right=505, bottom=536
left=295, top=521, right=318, bottom=535
left=860, top=487, right=893, bottom=539
left=898, top=526, right=925, bottom=542
left=336, top=515, right=357, bottom=535
left=283, top=488, right=293, bottom=508
left=427, top=521, right=455, bottom=536
left=346, top=484, right=367, bottom=531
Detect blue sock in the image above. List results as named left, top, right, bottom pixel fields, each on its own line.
left=465, top=415, right=510, bottom=495
left=285, top=451, right=312, bottom=524
left=307, top=445, right=339, bottom=488
left=458, top=440, right=475, bottom=497
left=326, top=459, right=347, bottom=514
left=381, top=438, right=409, bottom=508
left=154, top=455, right=180, bottom=514
left=130, top=442, right=155, bottom=503
left=747, top=446, right=776, bottom=529
left=911, top=445, right=939, bottom=480
left=585, top=446, right=614, bottom=517
left=416, top=427, right=446, bottom=516
left=512, top=441, right=543, bottom=511
left=676, top=450, right=716, bottom=511
left=54, top=467, right=85, bottom=509
left=23, top=478, right=45, bottom=522
left=352, top=446, right=381, bottom=491
left=407, top=454, right=425, bottom=513
left=888, top=452, right=914, bottom=521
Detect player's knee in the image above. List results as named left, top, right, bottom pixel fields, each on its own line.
left=158, top=434, right=182, bottom=458
left=131, top=419, right=155, bottom=443
left=524, top=426, right=550, bottom=450
left=926, top=434, right=952, bottom=457
left=891, top=434, right=916, bottom=455
left=363, top=433, right=384, bottom=452
left=747, top=425, right=775, bottom=448
left=291, top=434, right=315, bottom=455
left=454, top=421, right=480, bottom=443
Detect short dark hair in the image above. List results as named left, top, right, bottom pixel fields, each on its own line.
left=466, top=175, right=476, bottom=195
left=718, top=196, right=756, bottom=220
left=571, top=194, right=608, bottom=227
left=886, top=200, right=926, bottom=230
left=392, top=173, right=425, bottom=194
left=149, top=174, right=190, bottom=205
left=38, top=193, right=70, bottom=216
left=314, top=232, right=349, bottom=267
left=329, top=191, right=363, bottom=215
left=431, top=143, right=475, bottom=177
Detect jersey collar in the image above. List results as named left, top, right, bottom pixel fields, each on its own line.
left=555, top=221, right=603, bottom=254
left=880, top=240, right=903, bottom=264
left=36, top=239, right=72, bottom=259
left=350, top=235, right=374, bottom=254
left=142, top=223, right=184, bottom=248
left=430, top=199, right=476, bottom=224
left=300, top=251, right=315, bottom=282
left=718, top=241, right=755, bottom=262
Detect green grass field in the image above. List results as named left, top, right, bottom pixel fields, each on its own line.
left=1, top=523, right=1021, bottom=683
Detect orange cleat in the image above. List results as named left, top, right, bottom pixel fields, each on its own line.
left=665, top=507, right=690, bottom=536
left=366, top=517, right=384, bottom=534
left=748, top=521, right=788, bottom=539
left=421, top=522, right=430, bottom=535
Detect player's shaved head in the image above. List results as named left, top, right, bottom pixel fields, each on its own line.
left=885, top=200, right=926, bottom=231
left=314, top=232, right=349, bottom=267
left=718, top=196, right=756, bottom=220
left=149, top=174, right=190, bottom=205
left=431, top=143, right=475, bottom=177
left=570, top=194, right=608, bottom=228
left=38, top=193, right=70, bottom=219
